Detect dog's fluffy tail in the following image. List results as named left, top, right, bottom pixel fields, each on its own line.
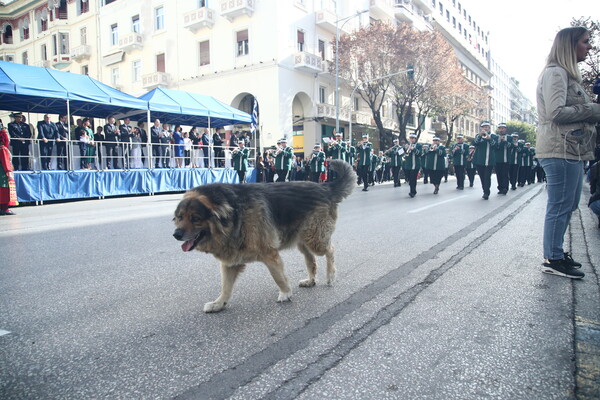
left=326, top=160, right=357, bottom=203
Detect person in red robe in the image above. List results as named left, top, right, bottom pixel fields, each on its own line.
left=0, top=128, right=18, bottom=215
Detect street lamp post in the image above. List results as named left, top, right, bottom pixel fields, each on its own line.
left=348, top=68, right=414, bottom=143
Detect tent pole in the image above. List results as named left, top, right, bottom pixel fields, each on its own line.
left=208, top=117, right=213, bottom=168
left=147, top=109, right=152, bottom=169
left=67, top=99, right=72, bottom=171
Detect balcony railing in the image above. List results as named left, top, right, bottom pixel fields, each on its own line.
left=51, top=54, right=71, bottom=68
left=118, top=32, right=143, bottom=53
left=34, top=60, right=51, bottom=68
left=316, top=103, right=351, bottom=122
left=220, top=0, right=255, bottom=22
left=71, top=44, right=92, bottom=61
left=293, top=51, right=322, bottom=74
left=183, top=7, right=216, bottom=31
left=315, top=9, right=336, bottom=33
left=142, top=72, right=170, bottom=90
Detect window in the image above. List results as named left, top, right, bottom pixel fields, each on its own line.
left=22, top=25, right=30, bottom=41
left=439, top=3, right=443, bottom=14
left=2, top=25, right=13, bottom=44
left=52, top=34, right=58, bottom=56
left=155, top=6, right=164, bottom=31
left=41, top=44, right=47, bottom=61
left=132, top=60, right=141, bottom=81
left=407, top=108, right=415, bottom=126
left=156, top=53, right=165, bottom=72
left=318, top=39, right=325, bottom=60
left=59, top=32, right=69, bottom=54
left=56, top=0, right=68, bottom=20
left=458, top=2, right=461, bottom=12
left=354, top=97, right=359, bottom=111
left=199, top=40, right=210, bottom=66
left=236, top=29, right=248, bottom=56
left=41, top=18, right=48, bottom=32
left=80, top=27, right=87, bottom=45
left=452, top=16, right=456, bottom=28
left=297, top=30, right=305, bottom=52
left=103, top=0, right=117, bottom=5
left=198, top=0, right=208, bottom=7
left=111, top=67, right=119, bottom=86
left=110, top=24, right=118, bottom=46
left=319, top=87, right=325, bottom=103
left=446, top=10, right=450, bottom=21
left=81, top=65, right=89, bottom=75
left=22, top=51, right=28, bottom=65
left=132, top=15, right=140, bottom=33
left=78, top=0, right=89, bottom=15
left=458, top=23, right=462, bottom=34
left=382, top=104, right=386, bottom=118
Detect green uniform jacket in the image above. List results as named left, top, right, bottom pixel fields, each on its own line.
left=385, top=145, right=404, bottom=167
left=274, top=146, right=293, bottom=170
left=451, top=142, right=469, bottom=166
left=472, top=133, right=498, bottom=167
left=328, top=142, right=347, bottom=161
left=517, top=144, right=529, bottom=167
left=346, top=145, right=356, bottom=165
left=232, top=147, right=249, bottom=171
left=508, top=142, right=520, bottom=165
left=526, top=148, right=535, bottom=167
left=356, top=142, right=373, bottom=167
left=371, top=154, right=379, bottom=171
left=402, top=143, right=422, bottom=170
left=424, top=145, right=446, bottom=171
left=309, top=150, right=326, bottom=172
left=495, top=137, right=510, bottom=164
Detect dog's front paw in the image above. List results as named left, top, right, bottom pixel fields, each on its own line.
left=204, top=301, right=226, bottom=313
left=326, top=272, right=335, bottom=286
left=277, top=291, right=292, bottom=303
left=299, top=278, right=316, bottom=287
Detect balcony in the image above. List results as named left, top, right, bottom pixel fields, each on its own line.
left=142, top=71, right=170, bottom=90
left=293, top=51, right=322, bottom=74
left=316, top=103, right=350, bottom=122
left=34, top=60, right=51, bottom=68
left=352, top=111, right=372, bottom=126
left=183, top=7, right=216, bottom=31
left=315, top=9, right=336, bottom=33
left=411, top=0, right=433, bottom=14
left=52, top=54, right=71, bottom=68
left=118, top=32, right=143, bottom=53
left=71, top=44, right=92, bottom=61
left=369, top=0, right=395, bottom=21
left=220, top=0, right=255, bottom=22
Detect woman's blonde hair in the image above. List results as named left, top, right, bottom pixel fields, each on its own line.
left=546, top=26, right=588, bottom=82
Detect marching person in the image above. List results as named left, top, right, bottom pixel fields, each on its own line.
left=356, top=133, right=372, bottom=191
left=508, top=133, right=520, bottom=190
left=402, top=133, right=422, bottom=197
left=327, top=131, right=346, bottom=181
left=375, top=151, right=386, bottom=184
left=55, top=114, right=69, bottom=170
left=274, top=137, right=293, bottom=182
left=526, top=143, right=536, bottom=185
left=452, top=134, right=469, bottom=190
left=0, top=127, right=18, bottom=215
left=385, top=137, right=403, bottom=187
left=7, top=112, right=31, bottom=171
left=444, top=148, right=451, bottom=183
left=231, top=139, right=250, bottom=183
left=494, top=123, right=510, bottom=194
left=516, top=140, right=529, bottom=187
left=472, top=121, right=498, bottom=200
left=424, top=137, right=446, bottom=194
left=37, top=114, right=58, bottom=170
left=308, top=143, right=326, bottom=183
left=465, top=145, right=477, bottom=188
left=421, top=144, right=429, bottom=184
left=104, top=116, right=119, bottom=169
left=346, top=140, right=356, bottom=167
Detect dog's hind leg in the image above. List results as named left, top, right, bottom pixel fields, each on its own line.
left=204, top=263, right=245, bottom=313
left=298, top=242, right=317, bottom=287
left=261, top=251, right=292, bottom=303
left=324, top=244, right=335, bottom=286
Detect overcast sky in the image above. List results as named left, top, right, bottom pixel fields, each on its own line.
left=460, top=0, right=600, bottom=104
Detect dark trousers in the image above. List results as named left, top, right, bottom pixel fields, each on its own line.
left=405, top=169, right=419, bottom=195
left=357, top=165, right=369, bottom=189
left=423, top=168, right=429, bottom=183
left=310, top=171, right=321, bottom=183
left=215, top=149, right=224, bottom=167
left=105, top=144, right=119, bottom=168
left=528, top=167, right=536, bottom=184
left=11, top=141, right=30, bottom=170
left=276, top=169, right=288, bottom=182
left=495, top=162, right=509, bottom=192
left=376, top=169, right=384, bottom=183
left=509, top=164, right=519, bottom=188
left=454, top=165, right=465, bottom=189
left=202, top=148, right=210, bottom=168
left=40, top=141, right=54, bottom=170
left=536, top=166, right=545, bottom=182
left=56, top=142, right=67, bottom=170
left=428, top=169, right=443, bottom=186
left=160, top=146, right=170, bottom=168
left=391, top=166, right=401, bottom=187
left=466, top=167, right=476, bottom=187
left=476, top=164, right=494, bottom=196
left=518, top=166, right=529, bottom=186
left=152, top=143, right=160, bottom=168
left=237, top=170, right=246, bottom=183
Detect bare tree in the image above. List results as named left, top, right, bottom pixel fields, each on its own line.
left=571, top=18, right=599, bottom=93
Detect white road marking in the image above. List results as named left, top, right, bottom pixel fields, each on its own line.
left=408, top=195, right=470, bottom=214
left=0, top=329, right=11, bottom=336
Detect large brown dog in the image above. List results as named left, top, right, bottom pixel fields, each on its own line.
left=173, top=160, right=355, bottom=312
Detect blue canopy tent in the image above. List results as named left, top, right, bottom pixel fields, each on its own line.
left=0, top=60, right=148, bottom=118
left=135, top=87, right=252, bottom=127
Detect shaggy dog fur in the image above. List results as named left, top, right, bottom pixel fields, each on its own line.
left=173, top=160, right=356, bottom=312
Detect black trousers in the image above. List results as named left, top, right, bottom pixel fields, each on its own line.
left=357, top=165, right=369, bottom=189
left=476, top=164, right=494, bottom=196
left=310, top=171, right=321, bottom=183
left=536, top=166, right=545, bottom=182
left=518, top=166, right=529, bottom=186
left=495, top=162, right=509, bottom=192
left=11, top=141, right=30, bottom=170
left=528, top=167, right=536, bottom=184
left=276, top=169, right=288, bottom=182
left=391, top=166, right=401, bottom=186
left=237, top=170, right=246, bottom=183
left=152, top=144, right=160, bottom=168
left=56, top=142, right=67, bottom=170
left=466, top=167, right=476, bottom=186
left=509, top=164, right=519, bottom=188
left=202, top=148, right=210, bottom=168
left=40, top=141, right=54, bottom=170
left=423, top=168, right=429, bottom=183
left=405, top=169, right=419, bottom=195
left=454, top=165, right=465, bottom=189
left=105, top=144, right=119, bottom=168
left=427, top=169, right=443, bottom=186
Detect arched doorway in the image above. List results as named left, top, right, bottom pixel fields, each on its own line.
left=230, top=92, right=258, bottom=149
left=292, top=92, right=313, bottom=156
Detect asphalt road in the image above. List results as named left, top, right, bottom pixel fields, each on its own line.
left=1, top=176, right=598, bottom=399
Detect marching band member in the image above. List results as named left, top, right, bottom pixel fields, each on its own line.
left=525, top=142, right=535, bottom=185
left=356, top=133, right=373, bottom=192
left=231, top=139, right=250, bottom=184
left=309, top=143, right=326, bottom=182
left=424, top=137, right=446, bottom=194
left=517, top=139, right=529, bottom=187
left=274, top=137, right=294, bottom=182
left=327, top=131, right=346, bottom=181
left=402, top=133, right=422, bottom=197
left=472, top=121, right=498, bottom=200
left=508, top=133, right=520, bottom=190
left=494, top=123, right=510, bottom=195
left=452, top=134, right=469, bottom=190
left=346, top=140, right=356, bottom=166
left=466, top=145, right=477, bottom=187
left=385, top=137, right=403, bottom=187
left=421, top=144, right=430, bottom=184
left=375, top=151, right=385, bottom=184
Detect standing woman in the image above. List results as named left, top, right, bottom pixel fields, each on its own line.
left=537, top=27, right=599, bottom=279
left=0, top=128, right=18, bottom=215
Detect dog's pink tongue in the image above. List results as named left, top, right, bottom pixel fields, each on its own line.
left=181, top=240, right=195, bottom=252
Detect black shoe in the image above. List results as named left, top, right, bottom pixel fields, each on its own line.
left=409, top=192, right=415, bottom=198
left=542, top=259, right=584, bottom=279
left=1, top=209, right=15, bottom=215
left=511, top=186, right=517, bottom=190
left=563, top=252, right=582, bottom=269
left=362, top=188, right=368, bottom=192
left=469, top=183, right=474, bottom=187
left=433, top=186, right=439, bottom=194
left=482, top=194, right=489, bottom=200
